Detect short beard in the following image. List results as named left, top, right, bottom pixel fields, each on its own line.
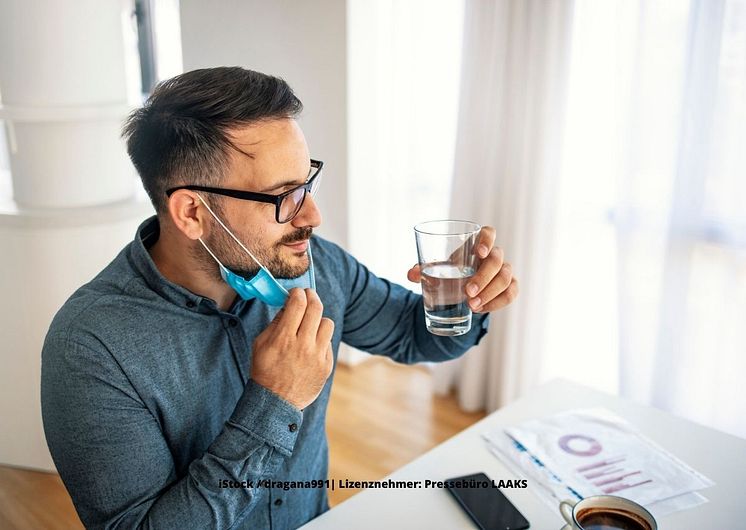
left=197, top=220, right=312, bottom=282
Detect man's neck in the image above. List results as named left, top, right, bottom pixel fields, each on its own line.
left=148, top=223, right=237, bottom=312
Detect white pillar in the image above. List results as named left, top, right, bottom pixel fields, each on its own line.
left=0, top=0, right=153, bottom=470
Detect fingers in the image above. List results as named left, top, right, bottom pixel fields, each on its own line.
left=475, top=226, right=496, bottom=258
left=465, top=247, right=504, bottom=298
left=317, top=317, right=335, bottom=347
left=407, top=263, right=421, bottom=283
left=469, top=261, right=513, bottom=310
left=318, top=318, right=335, bottom=375
left=278, top=288, right=308, bottom=332
left=324, top=341, right=334, bottom=374
left=297, top=288, right=324, bottom=338
left=476, top=277, right=519, bottom=313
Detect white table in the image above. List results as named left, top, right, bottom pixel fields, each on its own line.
left=300, top=379, right=745, bottom=529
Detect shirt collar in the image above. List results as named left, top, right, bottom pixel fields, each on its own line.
left=128, top=216, right=245, bottom=313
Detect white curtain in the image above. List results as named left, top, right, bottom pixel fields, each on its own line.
left=433, top=0, right=575, bottom=411
left=613, top=0, right=746, bottom=438
left=344, top=0, right=466, bottom=364
left=538, top=0, right=746, bottom=439
left=441, top=0, right=746, bottom=439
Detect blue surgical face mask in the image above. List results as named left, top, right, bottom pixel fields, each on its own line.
left=195, top=194, right=315, bottom=307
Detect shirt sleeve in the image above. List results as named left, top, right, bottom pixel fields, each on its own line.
left=41, top=332, right=302, bottom=530
left=339, top=249, right=490, bottom=364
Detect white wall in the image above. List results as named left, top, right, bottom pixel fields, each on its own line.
left=179, top=0, right=349, bottom=248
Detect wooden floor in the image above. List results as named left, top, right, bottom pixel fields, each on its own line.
left=325, top=357, right=486, bottom=506
left=0, top=356, right=484, bottom=528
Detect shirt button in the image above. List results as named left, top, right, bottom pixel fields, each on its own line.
left=228, top=318, right=238, bottom=327
left=274, top=499, right=283, bottom=506
left=288, top=423, right=298, bottom=432
left=186, top=300, right=196, bottom=308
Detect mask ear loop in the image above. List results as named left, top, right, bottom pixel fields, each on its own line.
left=197, top=236, right=228, bottom=272
left=194, top=192, right=270, bottom=273
left=306, top=239, right=316, bottom=290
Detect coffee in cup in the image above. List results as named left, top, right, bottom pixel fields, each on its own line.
left=559, top=495, right=657, bottom=530
left=576, top=506, right=652, bottom=530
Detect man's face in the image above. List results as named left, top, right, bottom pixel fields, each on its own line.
left=200, top=118, right=322, bottom=279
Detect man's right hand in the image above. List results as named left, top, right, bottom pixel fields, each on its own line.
left=251, top=288, right=335, bottom=410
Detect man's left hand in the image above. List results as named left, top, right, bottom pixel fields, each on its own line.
left=406, top=226, right=518, bottom=313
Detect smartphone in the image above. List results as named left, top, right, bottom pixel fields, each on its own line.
left=445, top=472, right=530, bottom=530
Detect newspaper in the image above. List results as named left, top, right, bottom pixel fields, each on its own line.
left=482, top=408, right=713, bottom=519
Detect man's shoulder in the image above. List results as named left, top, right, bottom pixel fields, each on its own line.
left=45, top=243, right=148, bottom=346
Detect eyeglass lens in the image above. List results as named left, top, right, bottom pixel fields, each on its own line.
left=279, top=187, right=306, bottom=222
left=278, top=168, right=322, bottom=222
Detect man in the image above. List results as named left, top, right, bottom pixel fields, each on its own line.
left=41, top=67, right=517, bottom=529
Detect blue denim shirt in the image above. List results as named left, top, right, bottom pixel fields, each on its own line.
left=41, top=216, right=489, bottom=530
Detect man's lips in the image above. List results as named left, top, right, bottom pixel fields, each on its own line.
left=282, top=239, right=309, bottom=252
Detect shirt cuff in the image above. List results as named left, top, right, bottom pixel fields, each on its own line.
left=228, top=379, right=304, bottom=457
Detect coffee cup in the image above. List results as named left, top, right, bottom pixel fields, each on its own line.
left=559, top=495, right=657, bottom=530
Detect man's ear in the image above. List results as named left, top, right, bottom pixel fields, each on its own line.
left=166, top=190, right=205, bottom=241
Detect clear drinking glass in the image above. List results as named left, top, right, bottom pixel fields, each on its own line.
left=414, top=220, right=481, bottom=336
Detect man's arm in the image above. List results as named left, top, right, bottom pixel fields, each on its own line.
left=41, top=332, right=301, bottom=529
left=340, top=256, right=490, bottom=364
left=339, top=226, right=517, bottom=364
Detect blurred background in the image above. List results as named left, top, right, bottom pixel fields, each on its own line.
left=0, top=0, right=744, bottom=519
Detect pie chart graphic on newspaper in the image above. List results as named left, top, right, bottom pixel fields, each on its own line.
left=557, top=434, right=603, bottom=457
left=557, top=432, right=651, bottom=494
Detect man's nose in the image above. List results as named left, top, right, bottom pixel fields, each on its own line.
left=292, top=193, right=322, bottom=228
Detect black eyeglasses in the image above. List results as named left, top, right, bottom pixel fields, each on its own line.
left=166, top=159, right=323, bottom=223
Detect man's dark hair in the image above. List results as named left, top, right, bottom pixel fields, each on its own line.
left=121, top=67, right=303, bottom=214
